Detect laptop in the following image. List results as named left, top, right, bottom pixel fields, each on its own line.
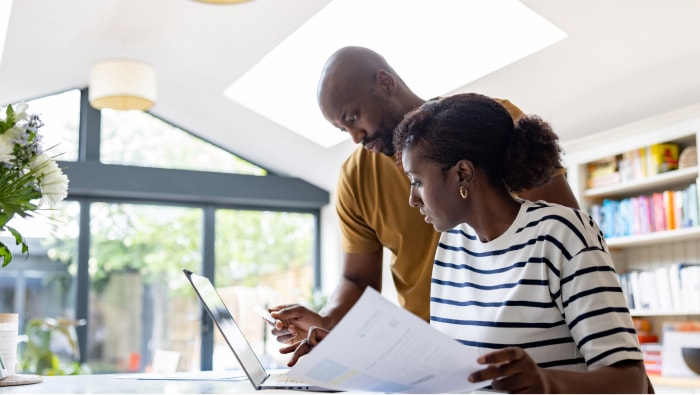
left=183, top=269, right=336, bottom=392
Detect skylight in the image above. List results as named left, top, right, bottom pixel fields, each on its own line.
left=0, top=0, right=12, bottom=68
left=224, top=0, right=566, bottom=148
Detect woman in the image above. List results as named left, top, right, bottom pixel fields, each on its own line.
left=391, top=93, right=649, bottom=393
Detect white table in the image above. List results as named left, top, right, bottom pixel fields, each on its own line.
left=0, top=372, right=298, bottom=394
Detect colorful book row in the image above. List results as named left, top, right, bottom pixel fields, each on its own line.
left=589, top=183, right=699, bottom=239
left=587, top=143, right=681, bottom=188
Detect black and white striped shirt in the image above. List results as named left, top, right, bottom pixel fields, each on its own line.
left=430, top=200, right=642, bottom=371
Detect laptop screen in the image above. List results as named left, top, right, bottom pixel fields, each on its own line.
left=184, top=269, right=268, bottom=387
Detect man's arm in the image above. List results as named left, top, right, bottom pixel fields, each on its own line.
left=519, top=173, right=580, bottom=209
left=270, top=248, right=383, bottom=344
left=318, top=248, right=383, bottom=329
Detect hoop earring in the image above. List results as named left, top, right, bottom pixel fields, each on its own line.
left=459, top=185, right=468, bottom=199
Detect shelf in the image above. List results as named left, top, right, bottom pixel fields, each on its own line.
left=605, top=227, right=700, bottom=248
left=584, top=166, right=698, bottom=199
left=648, top=374, right=700, bottom=389
left=630, top=309, right=700, bottom=317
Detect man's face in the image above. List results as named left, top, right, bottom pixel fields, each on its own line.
left=319, top=78, right=404, bottom=156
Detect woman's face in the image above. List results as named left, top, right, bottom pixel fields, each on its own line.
left=402, top=144, right=465, bottom=232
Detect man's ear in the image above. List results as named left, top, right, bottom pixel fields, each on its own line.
left=456, top=160, right=475, bottom=184
left=376, top=69, right=397, bottom=96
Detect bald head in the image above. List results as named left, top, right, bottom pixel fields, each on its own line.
left=317, top=46, right=402, bottom=106
left=316, top=46, right=423, bottom=155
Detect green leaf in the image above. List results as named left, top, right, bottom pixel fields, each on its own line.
left=0, top=226, right=30, bottom=266
left=7, top=226, right=30, bottom=254
left=0, top=104, right=15, bottom=134
left=0, top=241, right=12, bottom=267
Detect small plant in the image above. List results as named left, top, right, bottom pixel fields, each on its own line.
left=19, top=317, right=90, bottom=375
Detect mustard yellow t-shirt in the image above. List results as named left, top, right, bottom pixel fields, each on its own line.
left=336, top=146, right=440, bottom=321
left=334, top=98, right=523, bottom=322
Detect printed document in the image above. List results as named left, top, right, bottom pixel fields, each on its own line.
left=286, top=287, right=489, bottom=393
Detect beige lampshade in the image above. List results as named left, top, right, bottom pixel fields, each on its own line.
left=89, top=59, right=156, bottom=111
left=193, top=0, right=252, bottom=3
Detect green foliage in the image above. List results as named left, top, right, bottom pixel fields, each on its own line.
left=214, top=210, right=313, bottom=285
left=43, top=203, right=314, bottom=293
left=307, top=287, right=328, bottom=311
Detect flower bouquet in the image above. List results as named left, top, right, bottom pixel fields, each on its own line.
left=0, top=102, right=69, bottom=267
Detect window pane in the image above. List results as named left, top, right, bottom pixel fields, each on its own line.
left=100, top=109, right=266, bottom=175
left=0, top=201, right=80, bottom=375
left=214, top=210, right=316, bottom=369
left=87, top=203, right=202, bottom=373
left=25, top=89, right=81, bottom=162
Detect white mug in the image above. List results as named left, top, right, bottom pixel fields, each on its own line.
left=0, top=313, right=19, bottom=376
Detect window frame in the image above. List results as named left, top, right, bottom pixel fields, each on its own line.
left=11, top=88, right=328, bottom=370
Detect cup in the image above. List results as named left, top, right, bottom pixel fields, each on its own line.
left=0, top=313, right=19, bottom=376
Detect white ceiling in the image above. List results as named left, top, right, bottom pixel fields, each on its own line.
left=2, top=0, right=700, bottom=193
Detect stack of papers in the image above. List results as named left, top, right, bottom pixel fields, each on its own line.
left=287, top=288, right=489, bottom=393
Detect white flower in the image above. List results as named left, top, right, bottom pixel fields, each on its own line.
left=1, top=102, right=70, bottom=266
left=30, top=153, right=69, bottom=207
left=0, top=137, right=14, bottom=164
left=8, top=102, right=28, bottom=121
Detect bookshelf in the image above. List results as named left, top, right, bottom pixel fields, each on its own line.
left=583, top=166, right=698, bottom=199
left=562, top=104, right=700, bottom=385
left=562, top=104, right=700, bottom=320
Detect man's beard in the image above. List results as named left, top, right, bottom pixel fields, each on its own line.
left=363, top=130, right=395, bottom=156
left=367, top=112, right=404, bottom=156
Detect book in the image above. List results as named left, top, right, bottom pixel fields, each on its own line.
left=617, top=273, right=634, bottom=309
left=653, top=266, right=673, bottom=311
left=647, top=143, right=679, bottom=175
left=638, top=195, right=653, bottom=234
left=587, top=156, right=619, bottom=188
left=687, top=183, right=699, bottom=227
left=667, top=263, right=684, bottom=311
left=652, top=192, right=666, bottom=231
left=673, top=189, right=685, bottom=229
left=679, top=264, right=700, bottom=310
left=628, top=270, right=644, bottom=310
left=663, top=190, right=676, bottom=230
left=602, top=199, right=619, bottom=237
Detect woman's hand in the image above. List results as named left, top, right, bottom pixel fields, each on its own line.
left=279, top=326, right=329, bottom=367
left=468, top=346, right=550, bottom=393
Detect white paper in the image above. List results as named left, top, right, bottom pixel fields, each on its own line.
left=286, top=288, right=489, bottom=393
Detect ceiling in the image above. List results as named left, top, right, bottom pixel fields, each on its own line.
left=2, top=0, right=700, bottom=193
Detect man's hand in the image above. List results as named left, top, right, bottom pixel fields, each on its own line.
left=268, top=304, right=324, bottom=345
left=279, top=326, right=329, bottom=367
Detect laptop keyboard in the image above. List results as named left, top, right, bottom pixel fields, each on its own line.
left=277, top=374, right=304, bottom=384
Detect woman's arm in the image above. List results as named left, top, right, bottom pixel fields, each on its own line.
left=468, top=347, right=649, bottom=393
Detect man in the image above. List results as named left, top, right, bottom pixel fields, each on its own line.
left=269, top=46, right=579, bottom=345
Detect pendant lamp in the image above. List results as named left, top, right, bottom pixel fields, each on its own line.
left=193, top=0, right=252, bottom=4
left=89, top=59, right=157, bottom=111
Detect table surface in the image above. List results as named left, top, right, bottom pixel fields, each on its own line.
left=5, top=371, right=697, bottom=394
left=0, top=371, right=298, bottom=394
